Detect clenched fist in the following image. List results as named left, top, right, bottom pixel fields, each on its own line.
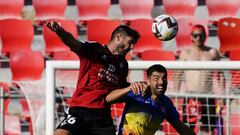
left=38, top=20, right=60, bottom=32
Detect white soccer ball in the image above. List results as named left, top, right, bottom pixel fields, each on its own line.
left=152, top=14, right=178, bottom=41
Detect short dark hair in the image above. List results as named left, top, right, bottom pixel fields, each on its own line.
left=110, top=25, right=140, bottom=43
left=146, top=64, right=167, bottom=78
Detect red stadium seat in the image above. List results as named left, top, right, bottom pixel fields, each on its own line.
left=175, top=17, right=209, bottom=51
left=5, top=115, right=21, bottom=135
left=218, top=17, right=240, bottom=52
left=229, top=50, right=240, bottom=88
left=9, top=50, right=44, bottom=81
left=162, top=0, right=197, bottom=19
left=0, top=0, right=24, bottom=20
left=42, top=19, right=78, bottom=56
left=53, top=50, right=79, bottom=60
left=76, top=0, right=111, bottom=24
left=206, top=0, right=240, bottom=21
left=86, top=19, right=121, bottom=45
left=230, top=114, right=240, bottom=135
left=130, top=19, right=162, bottom=55
left=32, top=0, right=67, bottom=20
left=141, top=50, right=175, bottom=61
left=119, top=0, right=154, bottom=22
left=52, top=51, right=79, bottom=87
left=141, top=50, right=176, bottom=81
left=0, top=19, right=34, bottom=57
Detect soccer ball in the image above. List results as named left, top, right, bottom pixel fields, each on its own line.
left=152, top=14, right=178, bottom=41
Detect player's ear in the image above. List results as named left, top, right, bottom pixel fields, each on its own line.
left=116, top=33, right=124, bottom=42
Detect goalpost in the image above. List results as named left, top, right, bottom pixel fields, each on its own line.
left=45, top=61, right=240, bottom=135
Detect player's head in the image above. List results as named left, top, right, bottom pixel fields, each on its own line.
left=146, top=64, right=168, bottom=96
left=110, top=25, right=140, bottom=56
left=191, top=24, right=207, bottom=46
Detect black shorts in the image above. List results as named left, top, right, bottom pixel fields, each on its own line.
left=56, top=107, right=116, bottom=135
left=183, top=97, right=217, bottom=132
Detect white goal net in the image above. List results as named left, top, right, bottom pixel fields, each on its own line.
left=18, top=61, right=240, bottom=135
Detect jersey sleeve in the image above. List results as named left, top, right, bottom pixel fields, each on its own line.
left=74, top=41, right=101, bottom=60
left=164, top=96, right=180, bottom=123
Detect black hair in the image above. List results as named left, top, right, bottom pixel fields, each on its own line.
left=110, top=25, right=140, bottom=43
left=146, top=64, right=167, bottom=78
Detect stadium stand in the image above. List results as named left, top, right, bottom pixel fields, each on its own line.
left=162, top=0, right=198, bottom=19
left=129, top=19, right=162, bottom=56
left=86, top=19, right=121, bottom=45
left=206, top=0, right=240, bottom=21
left=119, top=0, right=154, bottom=22
left=0, top=0, right=24, bottom=20
left=42, top=19, right=78, bottom=57
left=9, top=50, right=44, bottom=81
left=217, top=17, right=240, bottom=52
left=0, top=19, right=34, bottom=57
left=75, top=0, right=111, bottom=24
left=32, top=0, right=67, bottom=20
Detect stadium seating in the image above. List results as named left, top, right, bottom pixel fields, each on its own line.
left=0, top=0, right=24, bottom=20
left=5, top=115, right=21, bottom=135
left=119, top=0, right=153, bottom=22
left=141, top=50, right=175, bottom=81
left=9, top=50, right=44, bottom=81
left=162, top=0, right=197, bottom=19
left=52, top=50, right=79, bottom=87
left=75, top=0, right=111, bottom=24
left=217, top=17, right=240, bottom=52
left=206, top=0, right=240, bottom=21
left=86, top=19, right=121, bottom=45
left=175, top=17, right=209, bottom=51
left=230, top=113, right=240, bottom=135
left=129, top=19, right=162, bottom=55
left=141, top=50, right=175, bottom=61
left=0, top=19, right=34, bottom=57
left=42, top=19, right=78, bottom=56
left=32, top=0, right=67, bottom=20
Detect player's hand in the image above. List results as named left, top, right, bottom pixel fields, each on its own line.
left=130, top=81, right=147, bottom=95
left=38, top=20, right=60, bottom=32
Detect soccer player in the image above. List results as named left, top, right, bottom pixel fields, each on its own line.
left=106, top=64, right=196, bottom=135
left=42, top=20, right=147, bottom=135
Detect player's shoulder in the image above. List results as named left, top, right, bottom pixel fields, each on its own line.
left=161, top=95, right=174, bottom=105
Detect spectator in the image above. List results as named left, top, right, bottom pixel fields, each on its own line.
left=174, top=24, right=225, bottom=135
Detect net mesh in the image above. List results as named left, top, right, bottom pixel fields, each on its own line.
left=16, top=69, right=240, bottom=135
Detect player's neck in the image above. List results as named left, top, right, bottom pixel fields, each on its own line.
left=106, top=42, right=117, bottom=55
left=151, top=95, right=159, bottom=102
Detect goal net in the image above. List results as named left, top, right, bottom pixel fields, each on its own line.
left=19, top=61, right=240, bottom=135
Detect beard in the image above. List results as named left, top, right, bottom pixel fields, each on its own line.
left=116, top=43, right=130, bottom=57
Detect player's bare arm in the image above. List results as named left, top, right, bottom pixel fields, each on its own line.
left=106, top=82, right=147, bottom=103
left=40, top=20, right=83, bottom=53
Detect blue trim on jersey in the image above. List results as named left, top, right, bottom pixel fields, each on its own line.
left=118, top=92, right=180, bottom=135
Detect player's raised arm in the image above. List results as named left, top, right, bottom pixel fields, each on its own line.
left=39, top=20, right=83, bottom=53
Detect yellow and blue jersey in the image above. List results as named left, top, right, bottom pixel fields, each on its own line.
left=118, top=92, right=180, bottom=135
